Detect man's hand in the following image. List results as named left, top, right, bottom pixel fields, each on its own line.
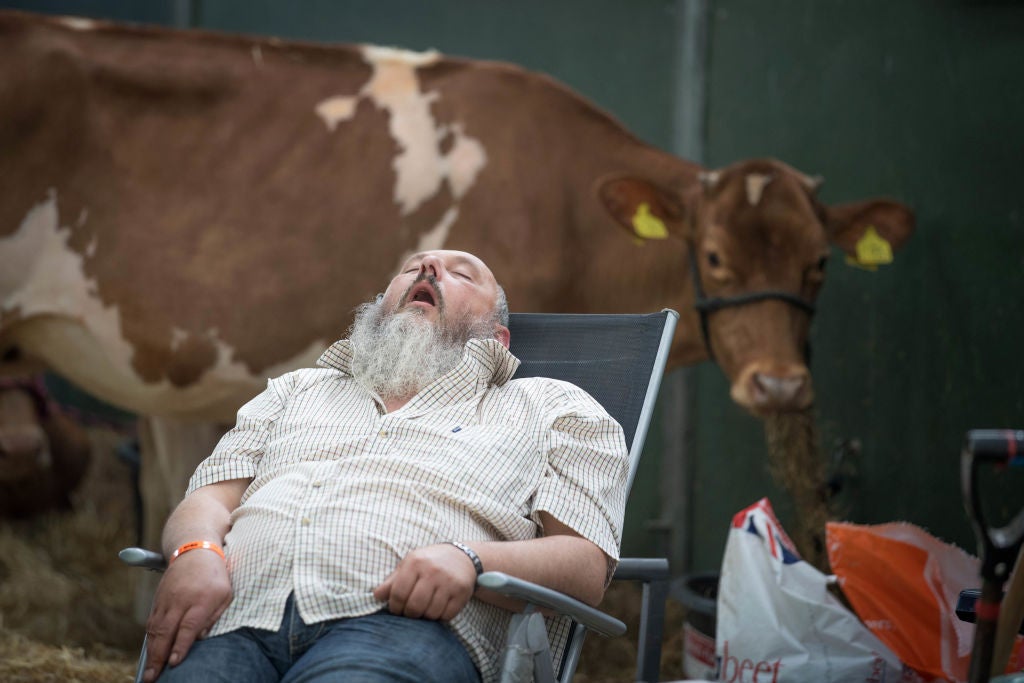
left=373, top=543, right=477, bottom=621
left=143, top=550, right=233, bottom=683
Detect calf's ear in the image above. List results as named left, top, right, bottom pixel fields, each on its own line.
left=596, top=176, right=687, bottom=243
left=825, top=199, right=916, bottom=267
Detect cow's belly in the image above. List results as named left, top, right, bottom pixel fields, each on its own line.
left=3, top=317, right=321, bottom=421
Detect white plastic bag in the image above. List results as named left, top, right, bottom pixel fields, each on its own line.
left=715, top=498, right=922, bottom=682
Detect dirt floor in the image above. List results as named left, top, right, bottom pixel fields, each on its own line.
left=0, top=426, right=687, bottom=683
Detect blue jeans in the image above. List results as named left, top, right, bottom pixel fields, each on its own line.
left=157, top=594, right=480, bottom=683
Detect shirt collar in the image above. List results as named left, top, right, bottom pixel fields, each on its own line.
left=317, top=337, right=520, bottom=401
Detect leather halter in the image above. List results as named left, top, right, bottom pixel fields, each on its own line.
left=686, top=247, right=815, bottom=362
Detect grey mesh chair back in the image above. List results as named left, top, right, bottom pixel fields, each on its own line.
left=508, top=310, right=678, bottom=490
left=496, top=309, right=678, bottom=683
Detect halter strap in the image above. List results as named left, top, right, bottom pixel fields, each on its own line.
left=686, top=248, right=815, bottom=361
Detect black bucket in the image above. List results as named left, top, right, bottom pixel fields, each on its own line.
left=671, top=573, right=719, bottom=680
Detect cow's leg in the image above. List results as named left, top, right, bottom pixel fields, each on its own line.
left=134, top=415, right=228, bottom=622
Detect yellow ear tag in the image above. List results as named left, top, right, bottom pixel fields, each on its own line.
left=631, top=202, right=669, bottom=240
left=845, top=225, right=893, bottom=270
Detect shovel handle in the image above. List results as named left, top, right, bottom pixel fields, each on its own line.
left=962, top=429, right=1024, bottom=582
left=992, top=544, right=1024, bottom=676
left=966, top=430, right=1024, bottom=465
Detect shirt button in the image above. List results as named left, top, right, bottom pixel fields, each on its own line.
left=312, top=481, right=323, bottom=488
left=379, top=430, right=389, bottom=438
left=301, top=517, right=311, bottom=526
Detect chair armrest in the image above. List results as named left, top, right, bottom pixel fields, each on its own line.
left=611, top=557, right=670, bottom=683
left=613, top=557, right=670, bottom=582
left=477, top=571, right=626, bottom=638
left=119, top=546, right=168, bottom=571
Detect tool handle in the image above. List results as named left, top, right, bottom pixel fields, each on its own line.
left=968, top=580, right=1005, bottom=683
left=992, top=545, right=1024, bottom=676
left=966, top=429, right=1024, bottom=465
left=962, top=429, right=1024, bottom=582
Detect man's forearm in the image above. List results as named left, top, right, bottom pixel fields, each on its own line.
left=470, top=533, right=609, bottom=608
left=160, top=478, right=250, bottom=557
left=468, top=511, right=612, bottom=609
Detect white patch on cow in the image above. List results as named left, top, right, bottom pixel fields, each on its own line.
left=1, top=192, right=328, bottom=421
left=315, top=95, right=359, bottom=132
left=315, top=45, right=487, bottom=220
left=212, top=336, right=327, bottom=385
left=170, top=327, right=190, bottom=350
left=745, top=173, right=773, bottom=206
left=55, top=17, right=97, bottom=31
left=1, top=194, right=55, bottom=301
left=251, top=45, right=264, bottom=67
left=3, top=190, right=137, bottom=387
left=362, top=55, right=442, bottom=215
left=362, top=45, right=441, bottom=68
left=442, top=124, right=487, bottom=199
left=698, top=170, right=721, bottom=191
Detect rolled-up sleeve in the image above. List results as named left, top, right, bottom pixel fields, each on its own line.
left=186, top=377, right=288, bottom=495
left=530, top=384, right=629, bottom=562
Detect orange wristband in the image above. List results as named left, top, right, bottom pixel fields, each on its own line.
left=170, top=540, right=225, bottom=564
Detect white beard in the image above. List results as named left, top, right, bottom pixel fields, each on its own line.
left=347, top=300, right=494, bottom=401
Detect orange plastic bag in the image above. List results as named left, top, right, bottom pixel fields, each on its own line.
left=827, top=521, right=1024, bottom=682
left=717, top=500, right=914, bottom=682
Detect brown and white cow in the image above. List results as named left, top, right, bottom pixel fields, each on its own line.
left=0, top=11, right=914, bottom=548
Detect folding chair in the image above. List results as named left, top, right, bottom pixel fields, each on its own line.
left=120, top=309, right=679, bottom=683
left=483, top=309, right=678, bottom=683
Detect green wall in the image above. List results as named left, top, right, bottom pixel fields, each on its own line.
left=688, top=0, right=1024, bottom=570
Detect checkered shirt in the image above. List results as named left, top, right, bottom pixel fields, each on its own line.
left=186, top=337, right=629, bottom=682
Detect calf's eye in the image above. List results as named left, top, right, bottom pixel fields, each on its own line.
left=706, top=251, right=721, bottom=268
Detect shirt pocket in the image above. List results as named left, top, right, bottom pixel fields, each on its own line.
left=427, top=424, right=545, bottom=509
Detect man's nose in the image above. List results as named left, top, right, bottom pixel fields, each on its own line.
left=418, top=255, right=445, bottom=279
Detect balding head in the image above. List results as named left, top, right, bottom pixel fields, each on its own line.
left=380, top=250, right=509, bottom=347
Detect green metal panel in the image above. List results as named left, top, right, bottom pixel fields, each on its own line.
left=690, top=0, right=1024, bottom=570
left=0, top=0, right=178, bottom=24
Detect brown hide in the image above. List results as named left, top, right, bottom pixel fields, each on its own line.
left=0, top=14, right=915, bottom=426
left=0, top=379, right=91, bottom=517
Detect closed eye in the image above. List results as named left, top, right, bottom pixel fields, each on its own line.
left=452, top=271, right=473, bottom=281
left=805, top=255, right=829, bottom=283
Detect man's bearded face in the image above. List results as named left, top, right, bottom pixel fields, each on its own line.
left=347, top=274, right=495, bottom=400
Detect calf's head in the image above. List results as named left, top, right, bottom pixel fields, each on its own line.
left=599, top=158, right=915, bottom=416
left=0, top=379, right=52, bottom=482
left=0, top=377, right=90, bottom=517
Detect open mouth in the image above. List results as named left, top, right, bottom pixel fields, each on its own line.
left=404, top=280, right=439, bottom=308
